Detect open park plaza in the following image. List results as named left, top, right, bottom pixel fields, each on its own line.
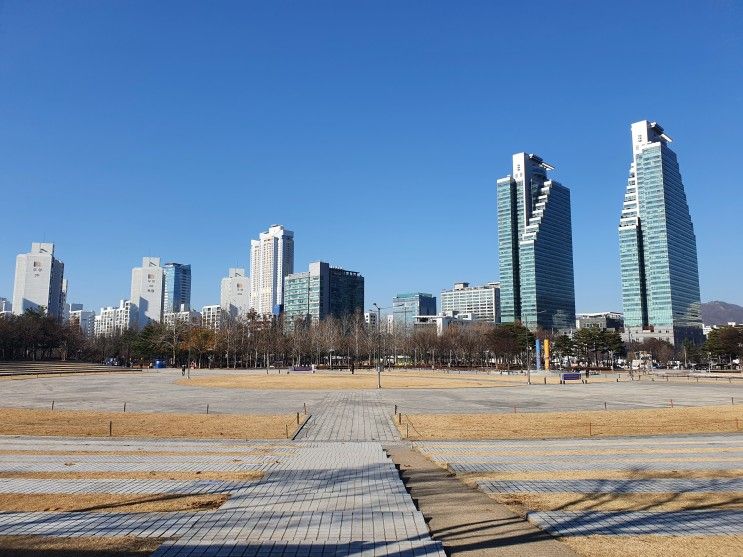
left=0, top=365, right=741, bottom=557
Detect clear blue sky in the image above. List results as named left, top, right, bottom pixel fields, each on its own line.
left=1, top=1, right=741, bottom=314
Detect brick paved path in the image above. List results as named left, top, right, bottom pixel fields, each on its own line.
left=0, top=437, right=443, bottom=556
left=297, top=391, right=399, bottom=441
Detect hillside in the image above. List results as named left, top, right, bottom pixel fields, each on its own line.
left=701, top=301, right=743, bottom=326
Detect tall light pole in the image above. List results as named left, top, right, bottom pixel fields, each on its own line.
left=373, top=303, right=383, bottom=388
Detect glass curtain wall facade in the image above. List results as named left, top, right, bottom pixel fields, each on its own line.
left=392, top=293, right=436, bottom=330
left=619, top=121, right=702, bottom=344
left=497, top=153, right=576, bottom=331
left=283, top=262, right=364, bottom=329
left=163, top=263, right=191, bottom=313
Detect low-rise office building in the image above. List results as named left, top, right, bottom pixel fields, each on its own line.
left=413, top=312, right=475, bottom=336
left=576, top=312, right=624, bottom=331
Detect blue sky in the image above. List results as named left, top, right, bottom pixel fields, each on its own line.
left=1, top=1, right=742, bottom=313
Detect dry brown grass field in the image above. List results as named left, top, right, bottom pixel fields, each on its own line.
left=399, top=404, right=743, bottom=440
left=0, top=470, right=262, bottom=481
left=0, top=535, right=164, bottom=557
left=0, top=407, right=302, bottom=439
left=560, top=535, right=743, bottom=557
left=0, top=493, right=228, bottom=513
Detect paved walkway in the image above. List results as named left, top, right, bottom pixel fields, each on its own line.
left=418, top=434, right=743, bottom=538
left=297, top=391, right=399, bottom=441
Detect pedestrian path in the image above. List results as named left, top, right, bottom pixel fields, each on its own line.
left=0, top=437, right=443, bottom=556
left=297, top=391, right=400, bottom=441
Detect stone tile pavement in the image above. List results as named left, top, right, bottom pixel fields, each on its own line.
left=418, top=433, right=743, bottom=538
left=296, top=392, right=399, bottom=442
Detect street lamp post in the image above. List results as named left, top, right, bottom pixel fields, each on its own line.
left=373, top=303, right=383, bottom=388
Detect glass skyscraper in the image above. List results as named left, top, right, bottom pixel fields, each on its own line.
left=619, top=121, right=702, bottom=345
left=163, top=263, right=192, bottom=314
left=283, top=262, right=364, bottom=329
left=497, top=153, right=576, bottom=331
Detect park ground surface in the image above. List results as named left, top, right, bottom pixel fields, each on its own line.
left=0, top=366, right=741, bottom=556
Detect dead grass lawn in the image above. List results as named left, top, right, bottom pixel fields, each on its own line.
left=177, top=372, right=521, bottom=390
left=463, top=469, right=743, bottom=482
left=0, top=470, right=263, bottom=480
left=400, top=405, right=743, bottom=440
left=0, top=407, right=300, bottom=439
left=560, top=535, right=743, bottom=557
left=492, top=491, right=743, bottom=513
left=0, top=535, right=164, bottom=557
left=0, top=493, right=228, bottom=513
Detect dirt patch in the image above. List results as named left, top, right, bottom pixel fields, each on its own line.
left=0, top=493, right=228, bottom=513
left=0, top=535, right=165, bottom=557
left=560, top=535, right=743, bottom=557
left=0, top=407, right=299, bottom=439
left=422, top=446, right=743, bottom=458
left=491, top=492, right=743, bottom=513
left=0, top=470, right=263, bottom=481
left=0, top=449, right=278, bottom=457
left=462, top=469, right=743, bottom=481
left=177, top=372, right=521, bottom=390
left=400, top=405, right=743, bottom=440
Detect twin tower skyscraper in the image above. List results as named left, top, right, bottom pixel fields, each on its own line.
left=497, top=120, right=702, bottom=345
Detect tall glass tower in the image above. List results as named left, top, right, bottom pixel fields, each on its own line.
left=619, top=121, right=702, bottom=345
left=163, top=263, right=192, bottom=314
left=497, top=153, right=576, bottom=331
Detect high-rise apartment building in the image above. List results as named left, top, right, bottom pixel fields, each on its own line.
left=441, top=282, right=501, bottom=322
left=94, top=300, right=133, bottom=337
left=12, top=242, right=65, bottom=319
left=130, top=257, right=164, bottom=329
left=497, top=153, right=576, bottom=331
left=283, top=262, right=364, bottom=327
left=0, top=297, right=12, bottom=316
left=69, top=309, right=96, bottom=337
left=250, top=225, right=294, bottom=316
left=392, top=293, right=436, bottom=330
left=163, top=263, right=191, bottom=314
left=619, top=121, right=702, bottom=345
left=221, top=268, right=251, bottom=318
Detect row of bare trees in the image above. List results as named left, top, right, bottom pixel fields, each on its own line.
left=3, top=308, right=734, bottom=369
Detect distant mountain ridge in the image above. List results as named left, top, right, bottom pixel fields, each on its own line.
left=701, top=301, right=743, bottom=326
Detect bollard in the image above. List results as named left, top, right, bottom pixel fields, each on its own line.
left=109, top=421, right=112, bottom=437
left=286, top=424, right=289, bottom=438
left=296, top=412, right=300, bottom=425
left=398, top=413, right=402, bottom=424
left=406, top=423, right=409, bottom=439
left=544, top=377, right=546, bottom=385
left=670, top=399, right=673, bottom=408
left=206, top=404, right=209, bottom=415
left=732, top=397, right=735, bottom=406
left=123, top=402, right=127, bottom=413
left=394, top=404, right=397, bottom=415
left=604, top=401, right=607, bottom=410
left=51, top=400, right=54, bottom=411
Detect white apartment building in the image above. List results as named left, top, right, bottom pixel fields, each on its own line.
left=250, top=225, right=294, bottom=316
left=440, top=282, right=501, bottom=322
left=201, top=304, right=224, bottom=330
left=12, top=242, right=65, bottom=319
left=163, top=308, right=202, bottom=328
left=364, top=311, right=379, bottom=330
left=69, top=309, right=95, bottom=337
left=221, top=267, right=251, bottom=318
left=130, top=257, right=164, bottom=329
left=94, top=300, right=133, bottom=337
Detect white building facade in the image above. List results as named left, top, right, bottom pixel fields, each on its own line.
left=69, top=309, right=96, bottom=336
left=201, top=304, right=224, bottom=330
left=250, top=225, right=294, bottom=316
left=440, top=282, right=501, bottom=322
left=221, top=268, right=251, bottom=318
left=130, top=257, right=164, bottom=330
left=12, top=242, right=65, bottom=319
left=94, top=300, right=133, bottom=337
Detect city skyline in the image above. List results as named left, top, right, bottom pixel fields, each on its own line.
left=1, top=2, right=741, bottom=314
